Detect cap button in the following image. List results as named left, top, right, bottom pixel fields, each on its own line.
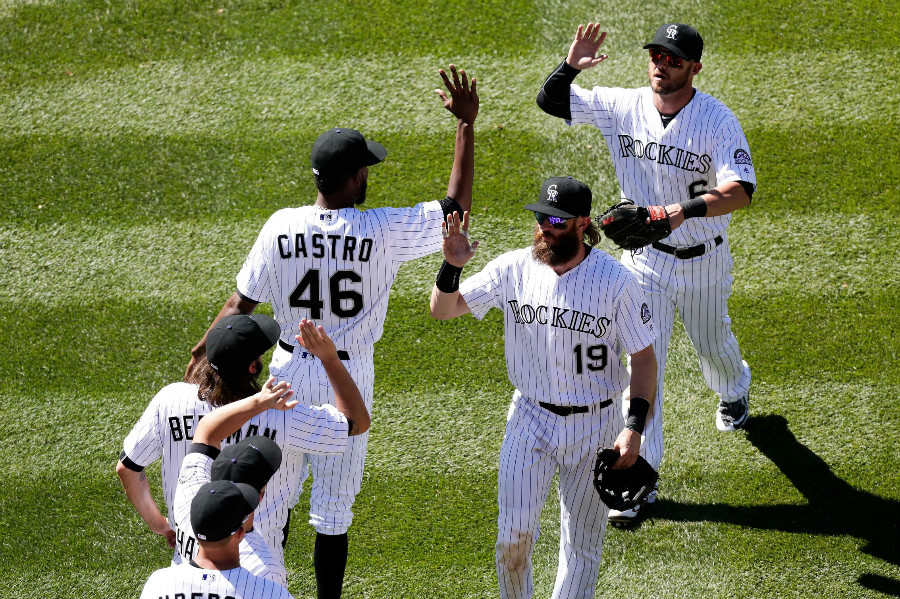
left=210, top=489, right=216, bottom=494
left=231, top=458, right=237, bottom=463
left=227, top=325, right=232, bottom=330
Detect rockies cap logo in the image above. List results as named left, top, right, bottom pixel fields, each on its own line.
left=667, top=25, right=678, bottom=39
left=546, top=184, right=559, bottom=203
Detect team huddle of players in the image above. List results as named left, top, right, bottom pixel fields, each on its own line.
left=118, top=21, right=755, bottom=599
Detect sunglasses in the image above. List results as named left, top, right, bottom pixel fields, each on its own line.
left=534, top=212, right=570, bottom=229
left=649, top=49, right=684, bottom=68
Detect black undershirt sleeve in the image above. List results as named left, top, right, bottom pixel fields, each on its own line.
left=118, top=450, right=145, bottom=472
left=738, top=180, right=755, bottom=200
left=188, top=442, right=221, bottom=459
left=439, top=196, right=464, bottom=219
left=536, top=60, right=581, bottom=120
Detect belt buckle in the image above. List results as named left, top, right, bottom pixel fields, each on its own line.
left=674, top=246, right=701, bottom=259
left=557, top=405, right=574, bottom=416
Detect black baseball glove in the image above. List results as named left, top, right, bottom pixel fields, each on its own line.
left=597, top=200, right=672, bottom=250
left=592, top=447, right=659, bottom=512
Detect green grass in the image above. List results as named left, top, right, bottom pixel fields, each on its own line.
left=1, top=0, right=899, bottom=597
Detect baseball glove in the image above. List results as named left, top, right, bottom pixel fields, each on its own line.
left=592, top=447, right=659, bottom=512
left=597, top=200, right=671, bottom=250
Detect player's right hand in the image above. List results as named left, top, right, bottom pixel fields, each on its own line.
left=436, top=64, right=478, bottom=125
left=441, top=210, right=478, bottom=267
left=566, top=23, right=608, bottom=70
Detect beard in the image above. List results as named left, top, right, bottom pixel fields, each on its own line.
left=532, top=226, right=582, bottom=266
left=650, top=67, right=691, bottom=96
left=354, top=177, right=367, bottom=205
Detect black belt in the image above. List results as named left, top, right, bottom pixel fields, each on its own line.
left=652, top=235, right=722, bottom=259
left=278, top=339, right=350, bottom=361
left=539, top=399, right=612, bottom=416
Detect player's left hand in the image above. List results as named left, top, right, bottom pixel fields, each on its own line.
left=259, top=375, right=296, bottom=411
left=296, top=318, right=339, bottom=363
left=612, top=427, right=641, bottom=470
left=441, top=210, right=479, bottom=268
left=663, top=203, right=685, bottom=229
left=436, top=64, right=479, bottom=125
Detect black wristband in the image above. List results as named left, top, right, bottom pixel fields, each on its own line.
left=679, top=197, right=708, bottom=219
left=435, top=260, right=463, bottom=293
left=625, top=397, right=651, bottom=434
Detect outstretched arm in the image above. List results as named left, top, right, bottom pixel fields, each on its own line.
left=436, top=64, right=478, bottom=214
left=192, top=377, right=295, bottom=449
left=612, top=344, right=657, bottom=469
left=296, top=319, right=370, bottom=436
left=185, top=292, right=259, bottom=381
left=663, top=181, right=753, bottom=230
left=430, top=211, right=478, bottom=320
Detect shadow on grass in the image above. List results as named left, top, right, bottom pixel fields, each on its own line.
left=653, top=414, right=900, bottom=597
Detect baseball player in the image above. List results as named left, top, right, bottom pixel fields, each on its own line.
left=117, top=315, right=368, bottom=572
left=184, top=64, right=479, bottom=598
left=140, top=479, right=294, bottom=599
left=430, top=177, right=658, bottom=599
left=537, top=22, right=757, bottom=523
left=170, top=318, right=368, bottom=586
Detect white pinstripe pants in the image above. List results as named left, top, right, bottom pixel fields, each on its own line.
left=622, top=239, right=751, bottom=471
left=496, top=395, right=620, bottom=599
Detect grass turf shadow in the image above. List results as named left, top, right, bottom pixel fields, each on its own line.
left=652, top=414, right=900, bottom=596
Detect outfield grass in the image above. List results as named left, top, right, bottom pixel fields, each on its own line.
left=1, top=0, right=898, bottom=597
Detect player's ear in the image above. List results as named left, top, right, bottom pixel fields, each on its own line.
left=691, top=61, right=702, bottom=76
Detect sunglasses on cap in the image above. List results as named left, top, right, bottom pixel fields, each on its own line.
left=649, top=49, right=684, bottom=68
left=534, top=212, right=570, bottom=229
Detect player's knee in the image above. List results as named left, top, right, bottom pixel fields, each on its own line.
left=496, top=532, right=534, bottom=572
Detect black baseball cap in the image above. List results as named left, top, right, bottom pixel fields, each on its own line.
left=524, top=177, right=593, bottom=219
left=311, top=128, right=387, bottom=176
left=206, top=314, right=280, bottom=381
left=211, top=435, right=282, bottom=492
left=191, top=480, right=260, bottom=542
left=643, top=23, right=703, bottom=62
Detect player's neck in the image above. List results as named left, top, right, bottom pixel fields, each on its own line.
left=315, top=192, right=356, bottom=210
left=194, top=546, right=241, bottom=571
left=652, top=87, right=695, bottom=116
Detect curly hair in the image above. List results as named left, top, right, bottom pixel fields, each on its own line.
left=584, top=220, right=602, bottom=247
left=187, top=355, right=262, bottom=407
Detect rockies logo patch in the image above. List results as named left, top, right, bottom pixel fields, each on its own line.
left=734, top=149, right=752, bottom=165
left=641, top=303, right=652, bottom=324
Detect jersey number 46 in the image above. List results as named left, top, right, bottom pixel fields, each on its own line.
left=289, top=269, right=363, bottom=319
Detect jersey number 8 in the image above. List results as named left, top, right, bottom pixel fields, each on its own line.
left=289, top=269, right=363, bottom=319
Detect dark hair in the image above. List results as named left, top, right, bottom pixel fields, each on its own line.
left=187, top=355, right=262, bottom=407
left=584, top=220, right=602, bottom=246
left=314, top=169, right=356, bottom=195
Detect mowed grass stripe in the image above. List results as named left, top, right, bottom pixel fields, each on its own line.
left=3, top=210, right=896, bottom=305
left=1, top=51, right=897, bottom=138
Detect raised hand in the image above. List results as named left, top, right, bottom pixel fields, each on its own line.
left=567, top=23, right=608, bottom=70
left=296, top=318, right=339, bottom=362
left=436, top=64, right=479, bottom=125
left=441, top=210, right=478, bottom=268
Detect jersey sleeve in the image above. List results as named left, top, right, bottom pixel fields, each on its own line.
left=614, top=275, right=658, bottom=354
left=568, top=83, right=617, bottom=129
left=284, top=404, right=350, bottom=455
left=237, top=211, right=287, bottom=303
left=712, top=111, right=757, bottom=192
left=382, top=200, right=445, bottom=265
left=121, top=391, right=167, bottom=468
left=241, top=530, right=288, bottom=587
left=459, top=254, right=510, bottom=320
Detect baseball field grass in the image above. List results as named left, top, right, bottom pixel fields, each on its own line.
left=1, top=0, right=899, bottom=597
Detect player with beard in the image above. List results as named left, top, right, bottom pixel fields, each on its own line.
left=537, top=22, right=757, bottom=525
left=430, top=177, right=658, bottom=599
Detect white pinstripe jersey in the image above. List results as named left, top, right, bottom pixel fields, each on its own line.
left=140, top=564, right=293, bottom=599
left=569, top=85, right=757, bottom=247
left=237, top=201, right=445, bottom=349
left=120, top=382, right=348, bottom=555
left=171, top=452, right=287, bottom=586
left=460, top=248, right=656, bottom=406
